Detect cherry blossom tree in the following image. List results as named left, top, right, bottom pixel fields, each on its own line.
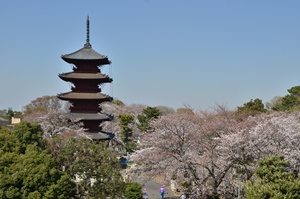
left=23, top=95, right=67, bottom=116
left=101, top=102, right=147, bottom=151
left=132, top=108, right=243, bottom=199
left=131, top=106, right=300, bottom=199
left=237, top=112, right=300, bottom=172
left=220, top=111, right=300, bottom=197
left=37, top=112, right=87, bottom=139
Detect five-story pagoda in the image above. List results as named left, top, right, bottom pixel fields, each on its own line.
left=58, top=16, right=114, bottom=140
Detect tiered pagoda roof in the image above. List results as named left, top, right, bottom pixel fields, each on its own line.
left=58, top=16, right=114, bottom=140
left=59, top=72, right=112, bottom=81
left=58, top=92, right=112, bottom=100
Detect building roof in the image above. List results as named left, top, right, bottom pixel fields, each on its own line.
left=59, top=72, right=112, bottom=81
left=66, top=113, right=114, bottom=140
left=61, top=16, right=110, bottom=64
left=67, top=112, right=112, bottom=121
left=57, top=92, right=112, bottom=100
left=86, top=131, right=115, bottom=140
left=0, top=117, right=8, bottom=122
left=61, top=45, right=109, bottom=61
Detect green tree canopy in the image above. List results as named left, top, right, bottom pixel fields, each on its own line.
left=137, top=106, right=162, bottom=132
left=272, top=86, right=300, bottom=111
left=118, top=114, right=136, bottom=152
left=4, top=110, right=22, bottom=123
left=176, top=108, right=194, bottom=114
left=237, top=98, right=267, bottom=117
left=54, top=138, right=126, bottom=198
left=124, top=182, right=143, bottom=199
left=245, top=155, right=300, bottom=199
left=0, top=122, right=75, bottom=199
left=113, top=99, right=125, bottom=106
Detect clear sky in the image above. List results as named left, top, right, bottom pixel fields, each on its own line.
left=0, top=1, right=300, bottom=111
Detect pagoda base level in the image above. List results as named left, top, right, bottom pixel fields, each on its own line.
left=63, top=112, right=114, bottom=140
left=85, top=131, right=115, bottom=140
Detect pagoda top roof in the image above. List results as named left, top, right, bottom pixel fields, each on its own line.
left=61, top=16, right=110, bottom=63
left=61, top=45, right=109, bottom=61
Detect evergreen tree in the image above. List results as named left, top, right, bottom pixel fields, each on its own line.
left=55, top=138, right=126, bottom=198
left=273, top=86, right=300, bottom=111
left=245, top=155, right=300, bottom=199
left=118, top=113, right=136, bottom=152
left=237, top=98, right=267, bottom=116
left=137, top=106, right=162, bottom=132
left=0, top=122, right=75, bottom=199
left=124, top=182, right=143, bottom=199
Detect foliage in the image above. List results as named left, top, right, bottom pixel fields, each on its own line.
left=37, top=112, right=87, bottom=138
left=53, top=138, right=126, bottom=198
left=113, top=99, right=125, bottom=106
left=4, top=110, right=22, bottom=123
left=118, top=113, right=136, bottom=152
left=266, top=96, right=282, bottom=110
left=0, top=122, right=75, bottom=199
left=237, top=98, right=267, bottom=117
left=101, top=103, right=146, bottom=150
left=118, top=114, right=134, bottom=143
left=6, top=110, right=14, bottom=121
left=133, top=109, right=241, bottom=199
left=11, top=121, right=46, bottom=153
left=272, top=86, right=300, bottom=111
left=245, top=155, right=300, bottom=199
left=137, top=106, right=162, bottom=132
left=124, top=182, right=143, bottom=199
left=156, top=106, right=175, bottom=115
left=132, top=109, right=300, bottom=199
left=176, top=107, right=194, bottom=114
left=23, top=95, right=65, bottom=116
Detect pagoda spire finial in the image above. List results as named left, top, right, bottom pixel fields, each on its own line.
left=84, top=15, right=91, bottom=48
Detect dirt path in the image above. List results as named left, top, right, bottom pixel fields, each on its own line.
left=142, top=179, right=178, bottom=199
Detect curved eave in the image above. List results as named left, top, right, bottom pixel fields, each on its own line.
left=57, top=92, right=113, bottom=101
left=61, top=46, right=110, bottom=65
left=86, top=131, right=115, bottom=140
left=58, top=72, right=113, bottom=82
left=62, top=57, right=110, bottom=65
left=67, top=112, right=113, bottom=121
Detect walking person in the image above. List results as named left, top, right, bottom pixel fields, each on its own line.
left=142, top=187, right=148, bottom=199
left=159, top=186, right=165, bottom=199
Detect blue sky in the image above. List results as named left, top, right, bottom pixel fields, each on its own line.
left=0, top=1, right=300, bottom=111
